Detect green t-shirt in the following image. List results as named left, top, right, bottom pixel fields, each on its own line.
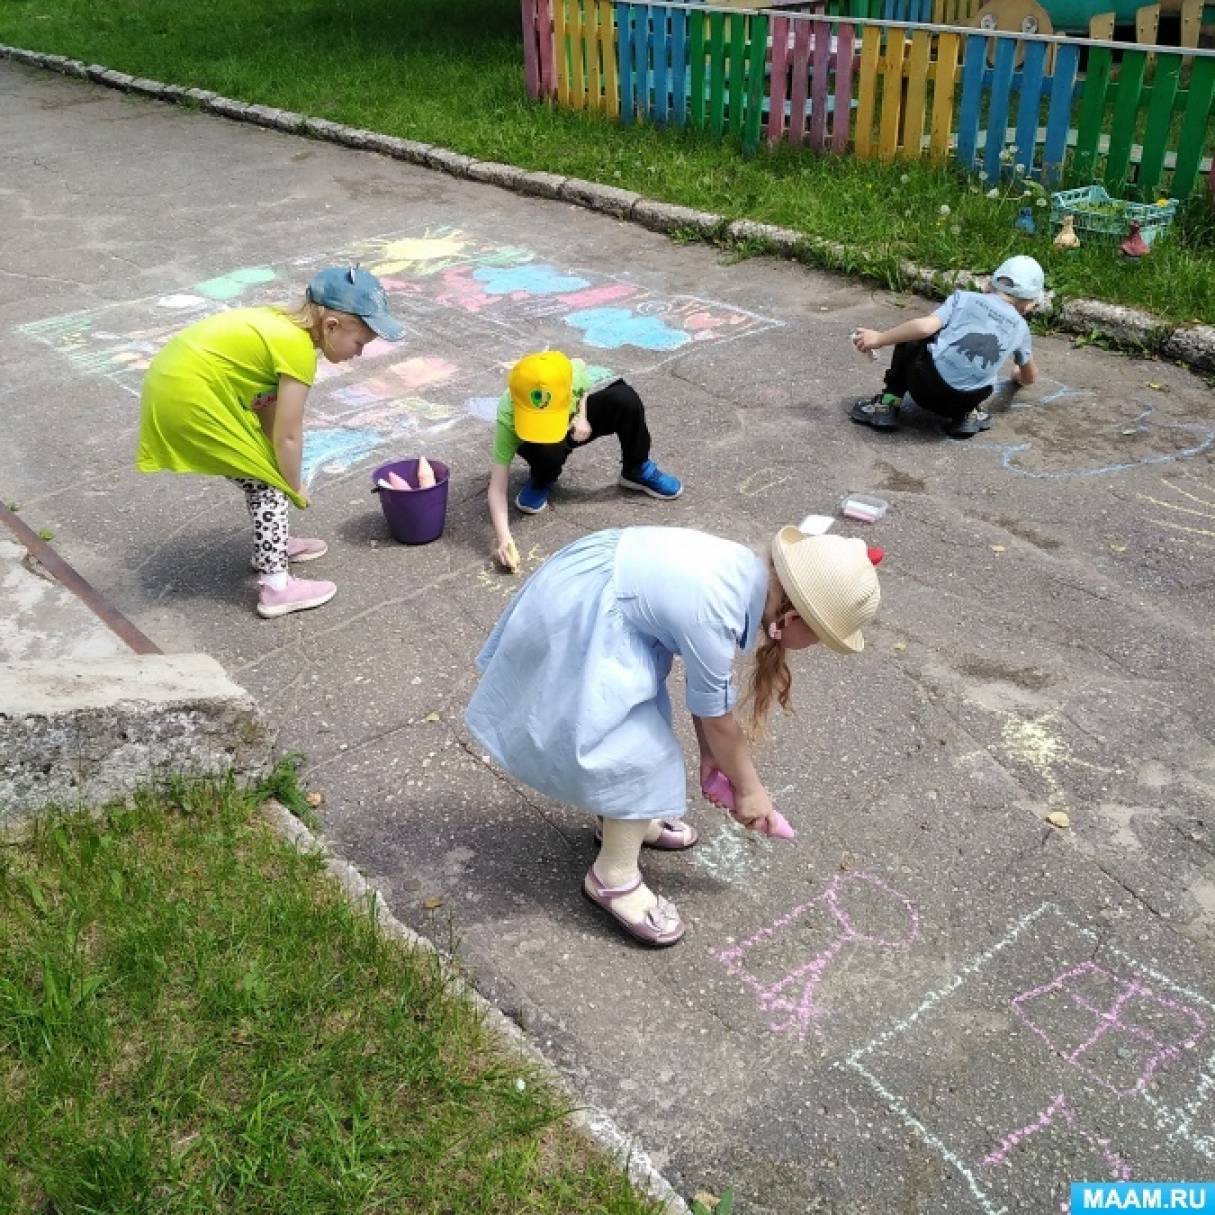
left=491, top=358, right=596, bottom=466
left=136, top=307, right=317, bottom=508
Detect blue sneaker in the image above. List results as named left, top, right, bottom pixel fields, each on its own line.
left=515, top=478, right=552, bottom=514
left=619, top=460, right=683, bottom=501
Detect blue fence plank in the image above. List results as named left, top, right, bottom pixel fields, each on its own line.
left=651, top=5, right=671, bottom=123
left=631, top=4, right=649, bottom=119
left=1041, top=41, right=1079, bottom=185
left=670, top=7, right=688, bottom=126
left=617, top=3, right=635, bottom=122
left=981, top=35, right=1018, bottom=182
left=955, top=35, right=987, bottom=171
left=1013, top=40, right=1047, bottom=176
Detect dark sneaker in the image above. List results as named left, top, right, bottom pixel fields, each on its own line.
left=619, top=459, right=683, bottom=500
left=849, top=394, right=901, bottom=430
left=946, top=408, right=992, bottom=437
left=515, top=478, right=552, bottom=514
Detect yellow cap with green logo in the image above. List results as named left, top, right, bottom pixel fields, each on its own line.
left=508, top=351, right=573, bottom=444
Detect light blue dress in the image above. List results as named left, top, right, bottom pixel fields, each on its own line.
left=465, top=527, right=769, bottom=820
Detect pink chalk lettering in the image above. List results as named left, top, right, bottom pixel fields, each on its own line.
left=718, top=871, right=919, bottom=1039
left=1012, top=961, right=1205, bottom=1096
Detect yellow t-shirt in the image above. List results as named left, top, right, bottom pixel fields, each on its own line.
left=136, top=308, right=318, bottom=508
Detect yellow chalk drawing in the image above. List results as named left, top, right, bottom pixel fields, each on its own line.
left=371, top=231, right=469, bottom=276
left=998, top=710, right=1108, bottom=804
left=476, top=546, right=545, bottom=597
left=1138, top=477, right=1215, bottom=551
left=738, top=468, right=792, bottom=498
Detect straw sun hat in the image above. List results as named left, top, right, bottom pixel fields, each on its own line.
left=771, top=528, right=881, bottom=654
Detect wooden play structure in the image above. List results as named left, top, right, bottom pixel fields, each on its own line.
left=521, top=0, right=1215, bottom=202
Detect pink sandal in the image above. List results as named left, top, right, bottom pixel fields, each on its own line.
left=582, top=867, right=686, bottom=947
left=594, top=819, right=699, bottom=851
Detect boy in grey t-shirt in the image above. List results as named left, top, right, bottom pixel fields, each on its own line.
left=849, top=255, right=1042, bottom=438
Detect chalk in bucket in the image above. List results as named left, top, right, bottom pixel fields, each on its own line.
left=372, top=458, right=450, bottom=545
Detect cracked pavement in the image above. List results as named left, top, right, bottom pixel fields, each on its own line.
left=4, top=60, right=1215, bottom=1212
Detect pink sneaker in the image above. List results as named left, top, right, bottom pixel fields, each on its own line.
left=250, top=537, right=328, bottom=571
left=257, top=575, right=337, bottom=619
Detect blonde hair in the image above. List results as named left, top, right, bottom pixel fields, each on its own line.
left=276, top=295, right=361, bottom=344
left=738, top=564, right=794, bottom=739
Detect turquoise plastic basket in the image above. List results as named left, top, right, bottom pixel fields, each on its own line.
left=1049, top=186, right=1178, bottom=247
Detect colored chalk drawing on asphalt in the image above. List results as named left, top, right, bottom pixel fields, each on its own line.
left=1011, top=961, right=1205, bottom=1097
left=718, top=871, right=919, bottom=1039
left=1138, top=474, right=1215, bottom=551
left=845, top=904, right=1215, bottom=1214
left=14, top=226, right=780, bottom=486
left=956, top=378, right=1215, bottom=479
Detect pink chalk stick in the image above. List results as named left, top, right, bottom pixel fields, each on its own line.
left=385, top=471, right=413, bottom=491
left=701, top=770, right=795, bottom=841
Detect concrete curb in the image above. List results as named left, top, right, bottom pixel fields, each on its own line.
left=0, top=654, right=272, bottom=827
left=3, top=42, right=1212, bottom=373
left=262, top=800, right=690, bottom=1215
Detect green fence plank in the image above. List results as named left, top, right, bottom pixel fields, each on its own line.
left=743, top=11, right=769, bottom=154
left=709, top=11, right=726, bottom=138
left=728, top=11, right=747, bottom=135
left=1073, top=46, right=1112, bottom=182
left=1136, top=55, right=1180, bottom=198
left=1171, top=56, right=1215, bottom=199
left=1104, top=49, right=1147, bottom=196
left=690, top=7, right=707, bottom=130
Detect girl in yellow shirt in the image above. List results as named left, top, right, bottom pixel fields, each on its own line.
left=137, top=266, right=403, bottom=618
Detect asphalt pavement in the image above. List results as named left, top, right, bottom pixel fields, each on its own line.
left=4, top=60, right=1215, bottom=1212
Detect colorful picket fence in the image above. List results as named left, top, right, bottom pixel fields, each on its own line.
left=521, top=0, right=1215, bottom=201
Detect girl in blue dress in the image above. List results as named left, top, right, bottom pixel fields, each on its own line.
left=465, top=526, right=881, bottom=947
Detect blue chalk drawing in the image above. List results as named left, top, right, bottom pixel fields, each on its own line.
left=564, top=307, right=690, bottom=351
left=466, top=396, right=501, bottom=423
left=302, top=427, right=384, bottom=483
left=959, top=404, right=1215, bottom=478
left=192, top=266, right=277, bottom=301
left=473, top=265, right=589, bottom=296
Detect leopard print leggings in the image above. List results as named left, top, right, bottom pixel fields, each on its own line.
left=230, top=477, right=289, bottom=574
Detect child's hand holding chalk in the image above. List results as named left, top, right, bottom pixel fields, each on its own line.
left=494, top=536, right=520, bottom=572
left=851, top=328, right=880, bottom=361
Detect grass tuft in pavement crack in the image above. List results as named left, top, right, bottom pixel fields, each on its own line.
left=0, top=776, right=660, bottom=1214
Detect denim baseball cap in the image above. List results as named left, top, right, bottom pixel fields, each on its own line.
left=306, top=266, right=404, bottom=341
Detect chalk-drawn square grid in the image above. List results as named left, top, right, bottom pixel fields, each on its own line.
left=1013, top=961, right=1206, bottom=1097
left=846, top=905, right=1215, bottom=1215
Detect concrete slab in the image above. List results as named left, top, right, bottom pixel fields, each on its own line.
left=3, top=60, right=1214, bottom=1211
left=0, top=536, right=125, bottom=662
left=0, top=653, right=271, bottom=825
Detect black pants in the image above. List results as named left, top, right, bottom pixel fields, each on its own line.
left=517, top=379, right=651, bottom=485
left=886, top=339, right=992, bottom=421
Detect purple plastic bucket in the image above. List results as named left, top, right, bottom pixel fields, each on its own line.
left=372, top=458, right=450, bottom=545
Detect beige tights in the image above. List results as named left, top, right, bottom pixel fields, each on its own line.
left=593, top=818, right=665, bottom=924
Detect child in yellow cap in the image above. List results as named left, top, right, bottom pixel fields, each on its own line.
left=486, top=351, right=682, bottom=570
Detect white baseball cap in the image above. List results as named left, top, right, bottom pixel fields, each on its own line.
left=991, top=255, right=1045, bottom=301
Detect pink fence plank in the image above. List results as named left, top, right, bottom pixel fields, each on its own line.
left=832, top=21, right=856, bottom=153
left=808, top=20, right=831, bottom=151
left=522, top=0, right=541, bottom=98
left=769, top=15, right=792, bottom=145
left=536, top=0, right=556, bottom=98
left=788, top=19, right=813, bottom=146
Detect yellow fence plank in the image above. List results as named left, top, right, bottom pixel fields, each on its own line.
left=568, top=0, right=586, bottom=108
left=586, top=0, right=602, bottom=110
left=878, top=26, right=907, bottom=161
left=854, top=27, right=883, bottom=157
left=901, top=29, right=932, bottom=158
left=929, top=30, right=960, bottom=161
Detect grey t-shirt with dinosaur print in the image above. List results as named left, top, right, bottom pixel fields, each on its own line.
left=929, top=290, right=1031, bottom=393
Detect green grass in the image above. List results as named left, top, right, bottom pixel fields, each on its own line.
left=0, top=778, right=659, bottom=1214
left=1, top=0, right=1212, bottom=325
